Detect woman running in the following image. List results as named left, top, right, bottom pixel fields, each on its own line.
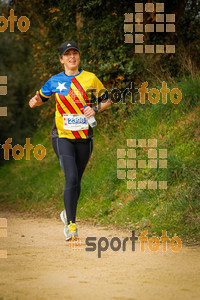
left=29, top=41, right=111, bottom=241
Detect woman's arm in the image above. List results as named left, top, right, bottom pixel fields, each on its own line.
left=96, top=99, right=111, bottom=113
left=84, top=99, right=111, bottom=118
left=29, top=91, right=44, bottom=108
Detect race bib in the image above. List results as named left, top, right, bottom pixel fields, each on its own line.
left=63, top=114, right=89, bottom=131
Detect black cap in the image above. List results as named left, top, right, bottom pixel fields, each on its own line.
left=59, top=41, right=80, bottom=56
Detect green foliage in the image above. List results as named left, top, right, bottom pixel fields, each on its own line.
left=0, top=33, right=40, bottom=161
left=8, top=0, right=199, bottom=86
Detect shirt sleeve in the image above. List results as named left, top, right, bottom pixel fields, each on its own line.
left=93, top=75, right=109, bottom=103
left=39, top=78, right=52, bottom=102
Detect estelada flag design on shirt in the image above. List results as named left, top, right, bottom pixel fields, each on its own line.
left=39, top=69, right=106, bottom=140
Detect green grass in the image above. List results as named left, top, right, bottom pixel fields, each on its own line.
left=0, top=76, right=199, bottom=243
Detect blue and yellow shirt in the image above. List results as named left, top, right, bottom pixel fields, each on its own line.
left=39, top=69, right=108, bottom=141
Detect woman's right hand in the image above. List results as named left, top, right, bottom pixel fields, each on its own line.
left=29, top=91, right=43, bottom=108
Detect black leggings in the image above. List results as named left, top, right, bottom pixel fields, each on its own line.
left=52, top=137, right=93, bottom=224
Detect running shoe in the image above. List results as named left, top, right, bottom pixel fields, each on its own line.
left=60, top=210, right=78, bottom=240
left=64, top=221, right=78, bottom=241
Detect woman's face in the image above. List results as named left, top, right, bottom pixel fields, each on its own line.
left=60, top=49, right=80, bottom=71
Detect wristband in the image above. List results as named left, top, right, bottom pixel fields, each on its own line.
left=93, top=107, right=98, bottom=114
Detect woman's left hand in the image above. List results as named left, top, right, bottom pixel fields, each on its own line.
left=83, top=106, right=95, bottom=118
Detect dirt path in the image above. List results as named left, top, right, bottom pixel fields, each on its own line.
left=0, top=211, right=200, bottom=300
